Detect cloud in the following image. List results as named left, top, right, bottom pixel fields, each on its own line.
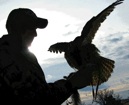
left=46, top=75, right=53, bottom=82
left=41, top=61, right=74, bottom=82
left=106, top=0, right=129, bottom=26
left=0, top=19, right=7, bottom=36
left=123, top=55, right=129, bottom=59
left=120, top=79, right=129, bottom=84
left=116, top=0, right=129, bottom=26
left=94, top=31, right=129, bottom=61
left=0, top=0, right=11, bottom=5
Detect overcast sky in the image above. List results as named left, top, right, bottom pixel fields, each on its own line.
left=0, top=0, right=129, bottom=100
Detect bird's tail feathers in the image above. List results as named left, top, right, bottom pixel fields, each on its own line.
left=101, top=57, right=115, bottom=71
left=91, top=57, right=115, bottom=102
left=100, top=56, right=115, bottom=82
left=90, top=56, right=115, bottom=86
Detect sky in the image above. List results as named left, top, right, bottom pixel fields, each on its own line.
left=0, top=0, right=129, bottom=103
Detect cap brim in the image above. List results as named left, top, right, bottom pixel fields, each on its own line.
left=36, top=17, right=48, bottom=29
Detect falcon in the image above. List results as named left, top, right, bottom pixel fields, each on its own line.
left=48, top=0, right=124, bottom=104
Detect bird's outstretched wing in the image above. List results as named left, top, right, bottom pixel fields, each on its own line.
left=90, top=56, right=115, bottom=101
left=81, top=0, right=124, bottom=44
left=48, top=42, right=70, bottom=53
left=92, top=57, right=115, bottom=86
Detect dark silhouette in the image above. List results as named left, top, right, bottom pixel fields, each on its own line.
left=48, top=0, right=124, bottom=104
left=0, top=8, right=94, bottom=105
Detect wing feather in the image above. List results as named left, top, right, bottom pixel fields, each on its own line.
left=92, top=57, right=115, bottom=85
left=82, top=0, right=124, bottom=44
left=48, top=42, right=70, bottom=53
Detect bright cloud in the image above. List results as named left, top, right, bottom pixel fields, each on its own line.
left=29, top=8, right=83, bottom=64
left=0, top=19, right=7, bottom=37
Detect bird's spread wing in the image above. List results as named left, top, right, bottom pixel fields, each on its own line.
left=79, top=44, right=115, bottom=85
left=90, top=57, right=115, bottom=101
left=81, top=0, right=124, bottom=44
left=48, top=42, right=70, bottom=53
left=92, top=57, right=115, bottom=86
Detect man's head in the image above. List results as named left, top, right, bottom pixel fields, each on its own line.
left=6, top=8, right=48, bottom=34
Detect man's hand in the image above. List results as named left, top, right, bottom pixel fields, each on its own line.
left=67, top=64, right=96, bottom=89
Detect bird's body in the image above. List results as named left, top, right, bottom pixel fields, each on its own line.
left=48, top=0, right=124, bottom=104
left=64, top=40, right=114, bottom=86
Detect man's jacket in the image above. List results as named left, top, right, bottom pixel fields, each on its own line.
left=0, top=35, right=74, bottom=105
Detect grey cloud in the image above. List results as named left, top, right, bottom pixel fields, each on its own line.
left=64, top=24, right=70, bottom=27
left=123, top=55, right=129, bottom=59
left=41, top=57, right=65, bottom=68
left=98, top=31, right=129, bottom=60
left=125, top=77, right=129, bottom=81
left=117, top=1, right=129, bottom=26
left=109, top=37, right=123, bottom=43
left=120, top=79, right=128, bottom=84
left=106, top=0, right=129, bottom=26
left=106, top=32, right=128, bottom=43
left=63, top=23, right=82, bottom=36
left=0, top=0, right=10, bottom=4
left=63, top=31, right=76, bottom=36
left=41, top=61, right=74, bottom=82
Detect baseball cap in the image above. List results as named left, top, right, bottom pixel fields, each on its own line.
left=6, top=8, right=48, bottom=33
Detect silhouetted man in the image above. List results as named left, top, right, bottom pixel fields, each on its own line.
left=0, top=8, right=93, bottom=105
